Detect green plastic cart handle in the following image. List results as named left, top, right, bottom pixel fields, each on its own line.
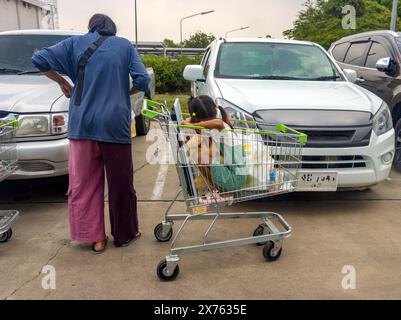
left=141, top=99, right=166, bottom=120
left=276, top=124, right=308, bottom=143
left=0, top=119, right=18, bottom=129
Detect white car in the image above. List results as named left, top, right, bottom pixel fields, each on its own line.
left=0, top=29, right=154, bottom=180
left=183, top=38, right=395, bottom=191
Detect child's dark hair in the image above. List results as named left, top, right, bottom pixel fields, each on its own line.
left=188, top=95, right=232, bottom=128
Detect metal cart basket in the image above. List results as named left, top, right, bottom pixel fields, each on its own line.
left=0, top=119, right=19, bottom=243
left=142, top=100, right=307, bottom=281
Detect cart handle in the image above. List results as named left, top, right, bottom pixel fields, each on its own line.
left=142, top=101, right=308, bottom=143
left=176, top=124, right=308, bottom=143
left=0, top=119, right=18, bottom=129
left=141, top=99, right=168, bottom=120
left=275, top=124, right=308, bottom=144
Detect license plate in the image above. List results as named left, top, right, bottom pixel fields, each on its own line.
left=297, top=171, right=338, bottom=192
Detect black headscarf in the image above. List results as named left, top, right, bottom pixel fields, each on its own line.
left=88, top=14, right=117, bottom=36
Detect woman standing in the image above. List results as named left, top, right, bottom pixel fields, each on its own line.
left=32, top=14, right=149, bottom=253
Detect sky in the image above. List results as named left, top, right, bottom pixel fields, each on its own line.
left=57, top=0, right=305, bottom=42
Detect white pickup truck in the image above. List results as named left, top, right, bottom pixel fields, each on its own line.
left=0, top=30, right=155, bottom=180
left=183, top=38, right=395, bottom=191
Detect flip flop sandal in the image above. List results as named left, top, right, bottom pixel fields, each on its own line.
left=92, top=237, right=109, bottom=255
left=117, top=232, right=142, bottom=248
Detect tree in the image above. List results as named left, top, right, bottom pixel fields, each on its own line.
left=283, top=0, right=396, bottom=49
left=163, top=39, right=179, bottom=48
left=182, top=31, right=215, bottom=48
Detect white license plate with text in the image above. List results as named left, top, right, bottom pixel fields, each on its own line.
left=297, top=171, right=338, bottom=192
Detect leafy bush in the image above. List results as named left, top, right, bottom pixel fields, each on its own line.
left=142, top=55, right=201, bottom=94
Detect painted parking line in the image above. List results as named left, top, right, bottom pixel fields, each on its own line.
left=151, top=164, right=169, bottom=201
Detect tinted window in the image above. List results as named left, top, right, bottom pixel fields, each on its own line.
left=344, top=42, right=369, bottom=66
left=203, top=49, right=212, bottom=78
left=0, top=35, right=71, bottom=73
left=332, top=42, right=350, bottom=62
left=365, top=42, right=389, bottom=68
left=215, top=42, right=341, bottom=81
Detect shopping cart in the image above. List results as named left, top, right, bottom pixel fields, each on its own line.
left=0, top=119, right=19, bottom=244
left=142, top=100, right=307, bottom=281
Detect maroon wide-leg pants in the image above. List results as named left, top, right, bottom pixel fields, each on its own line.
left=68, top=140, right=139, bottom=246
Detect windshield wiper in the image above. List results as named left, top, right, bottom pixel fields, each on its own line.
left=0, top=68, right=23, bottom=74
left=250, top=75, right=307, bottom=80
left=17, top=70, right=42, bottom=75
left=310, top=75, right=341, bottom=81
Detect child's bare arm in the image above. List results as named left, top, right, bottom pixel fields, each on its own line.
left=190, top=119, right=226, bottom=130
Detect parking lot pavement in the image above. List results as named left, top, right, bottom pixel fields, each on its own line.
left=1, top=134, right=401, bottom=300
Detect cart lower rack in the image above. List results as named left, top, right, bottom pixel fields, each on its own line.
left=142, top=100, right=307, bottom=281
left=0, top=119, right=19, bottom=243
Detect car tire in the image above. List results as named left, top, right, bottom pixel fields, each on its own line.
left=135, top=114, right=151, bottom=136
left=394, top=118, right=401, bottom=172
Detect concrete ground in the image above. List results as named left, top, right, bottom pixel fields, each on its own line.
left=1, top=133, right=401, bottom=300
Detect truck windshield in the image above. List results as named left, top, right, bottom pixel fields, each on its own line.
left=0, top=35, right=71, bottom=74
left=215, top=42, right=342, bottom=81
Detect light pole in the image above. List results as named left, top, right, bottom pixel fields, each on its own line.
left=134, top=0, right=138, bottom=47
left=225, top=26, right=250, bottom=38
left=391, top=0, right=399, bottom=31
left=180, top=10, right=214, bottom=53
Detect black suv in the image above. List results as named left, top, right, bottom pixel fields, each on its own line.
left=329, top=30, right=401, bottom=171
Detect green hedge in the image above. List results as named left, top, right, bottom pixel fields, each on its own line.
left=142, top=55, right=202, bottom=94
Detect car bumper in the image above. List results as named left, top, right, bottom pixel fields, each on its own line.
left=300, top=129, right=395, bottom=189
left=9, top=138, right=69, bottom=180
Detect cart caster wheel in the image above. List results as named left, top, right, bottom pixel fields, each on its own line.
left=253, top=225, right=268, bottom=246
left=154, top=223, right=173, bottom=242
left=157, top=259, right=180, bottom=282
left=0, top=229, right=12, bottom=243
left=263, top=242, right=282, bottom=262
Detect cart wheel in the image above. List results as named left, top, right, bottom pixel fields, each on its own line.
left=263, top=242, right=282, bottom=262
left=154, top=223, right=173, bottom=242
left=0, top=229, right=12, bottom=243
left=157, top=259, right=180, bottom=282
left=253, top=225, right=268, bottom=246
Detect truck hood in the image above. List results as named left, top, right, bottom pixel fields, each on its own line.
left=215, top=79, right=383, bottom=115
left=0, top=75, right=63, bottom=113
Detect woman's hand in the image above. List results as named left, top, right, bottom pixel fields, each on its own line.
left=130, top=87, right=139, bottom=96
left=59, top=81, right=73, bottom=98
left=43, top=70, right=73, bottom=98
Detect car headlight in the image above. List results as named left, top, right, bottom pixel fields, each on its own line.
left=16, top=113, right=68, bottom=137
left=373, top=103, right=393, bottom=136
left=216, top=98, right=256, bottom=129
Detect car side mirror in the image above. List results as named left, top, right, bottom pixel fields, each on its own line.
left=183, top=65, right=205, bottom=82
left=376, top=57, right=396, bottom=74
left=343, top=69, right=358, bottom=83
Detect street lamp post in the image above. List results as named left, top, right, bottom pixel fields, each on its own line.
left=134, top=0, right=138, bottom=47
left=180, top=10, right=214, bottom=53
left=391, top=0, right=399, bottom=31
left=225, top=26, right=250, bottom=38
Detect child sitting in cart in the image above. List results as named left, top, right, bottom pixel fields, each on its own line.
left=182, top=96, right=248, bottom=194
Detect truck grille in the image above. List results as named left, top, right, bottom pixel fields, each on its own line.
left=303, top=130, right=356, bottom=141
left=301, top=156, right=368, bottom=169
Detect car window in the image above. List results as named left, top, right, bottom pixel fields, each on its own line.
left=343, top=42, right=369, bottom=66
left=365, top=42, right=389, bottom=68
left=201, top=48, right=211, bottom=68
left=203, top=50, right=212, bottom=78
left=215, top=42, right=342, bottom=81
left=0, top=35, right=71, bottom=73
left=332, top=42, right=350, bottom=62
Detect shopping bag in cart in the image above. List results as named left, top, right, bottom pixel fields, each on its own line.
left=243, top=134, right=275, bottom=190
left=210, top=131, right=248, bottom=192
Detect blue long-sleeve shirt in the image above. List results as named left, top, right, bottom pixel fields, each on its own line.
left=32, top=31, right=150, bottom=144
